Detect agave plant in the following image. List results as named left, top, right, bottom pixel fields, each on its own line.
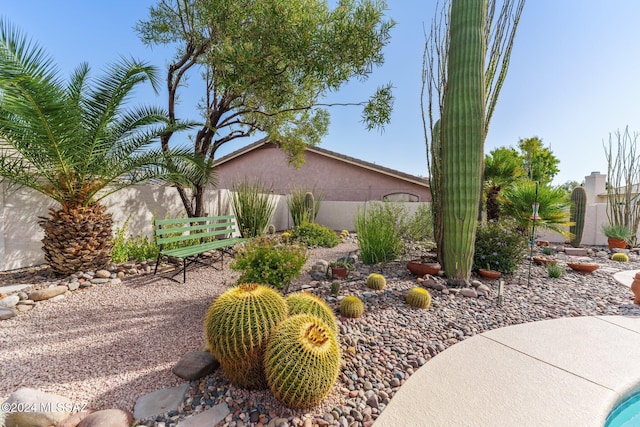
left=0, top=20, right=201, bottom=274
left=501, top=182, right=573, bottom=238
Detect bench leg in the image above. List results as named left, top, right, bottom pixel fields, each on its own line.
left=183, top=258, right=187, bottom=283
left=154, top=254, right=161, bottom=275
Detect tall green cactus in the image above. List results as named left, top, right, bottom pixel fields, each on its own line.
left=440, top=0, right=486, bottom=283
left=304, top=192, right=315, bottom=223
left=570, top=186, right=587, bottom=247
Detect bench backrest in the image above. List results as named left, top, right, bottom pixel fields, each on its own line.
left=154, top=215, right=238, bottom=247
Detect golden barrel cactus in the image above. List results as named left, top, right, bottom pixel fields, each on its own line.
left=406, top=287, right=432, bottom=309
left=265, top=314, right=341, bottom=408
left=286, top=292, right=337, bottom=332
left=366, top=273, right=386, bottom=290
left=204, top=283, right=288, bottom=389
left=339, top=295, right=364, bottom=318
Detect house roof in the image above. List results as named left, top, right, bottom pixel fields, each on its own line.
left=213, top=138, right=430, bottom=188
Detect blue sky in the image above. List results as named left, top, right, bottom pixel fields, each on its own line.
left=3, top=1, right=640, bottom=186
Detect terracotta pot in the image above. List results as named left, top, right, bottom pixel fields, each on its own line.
left=567, top=262, right=599, bottom=273
left=331, top=267, right=348, bottom=280
left=406, top=260, right=441, bottom=276
left=608, top=238, right=627, bottom=249
left=478, top=269, right=501, bottom=279
left=632, top=278, right=640, bottom=305
left=532, top=255, right=557, bottom=266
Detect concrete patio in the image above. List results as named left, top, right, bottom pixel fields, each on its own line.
left=374, top=314, right=640, bottom=426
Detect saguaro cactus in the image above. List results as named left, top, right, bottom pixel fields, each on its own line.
left=570, top=186, right=587, bottom=247
left=440, top=0, right=486, bottom=283
left=304, top=192, right=315, bottom=223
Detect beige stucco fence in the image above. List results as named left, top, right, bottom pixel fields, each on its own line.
left=0, top=183, right=431, bottom=271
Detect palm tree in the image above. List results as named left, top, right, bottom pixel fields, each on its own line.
left=483, top=147, right=525, bottom=221
left=501, top=182, right=573, bottom=238
left=0, top=20, right=198, bottom=274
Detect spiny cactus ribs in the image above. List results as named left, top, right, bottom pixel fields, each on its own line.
left=406, top=287, right=432, bottom=309
left=265, top=314, right=340, bottom=409
left=339, top=295, right=364, bottom=318
left=286, top=292, right=337, bottom=332
left=366, top=273, right=386, bottom=290
left=204, top=283, right=288, bottom=389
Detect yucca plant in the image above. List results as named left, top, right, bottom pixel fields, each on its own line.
left=0, top=20, right=200, bottom=274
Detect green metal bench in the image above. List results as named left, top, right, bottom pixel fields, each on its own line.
left=153, top=215, right=246, bottom=282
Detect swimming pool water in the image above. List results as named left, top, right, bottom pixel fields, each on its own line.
left=605, top=392, right=640, bottom=427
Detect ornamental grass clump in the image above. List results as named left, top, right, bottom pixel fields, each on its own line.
left=546, top=263, right=563, bottom=278
left=355, top=202, right=407, bottom=264
left=473, top=220, right=528, bottom=273
left=231, top=236, right=307, bottom=293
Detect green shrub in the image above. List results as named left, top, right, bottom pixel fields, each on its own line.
left=290, top=223, right=340, bottom=248
left=355, top=202, right=407, bottom=264
left=230, top=236, right=307, bottom=292
left=546, top=263, right=563, bottom=278
left=541, top=246, right=553, bottom=256
left=287, top=186, right=323, bottom=226
left=231, top=179, right=277, bottom=238
left=404, top=203, right=433, bottom=241
left=111, top=220, right=159, bottom=263
left=473, top=220, right=528, bottom=273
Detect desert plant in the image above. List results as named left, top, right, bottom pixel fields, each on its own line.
left=541, top=246, right=553, bottom=256
left=611, top=252, right=629, bottom=262
left=604, top=127, right=640, bottom=245
left=330, top=281, right=341, bottom=296
left=406, top=287, right=432, bottom=309
left=473, top=220, right=528, bottom=274
left=231, top=179, right=277, bottom=238
left=404, top=203, right=434, bottom=242
left=286, top=292, right=337, bottom=332
left=111, top=220, right=160, bottom=263
left=290, top=223, right=340, bottom=248
left=287, top=186, right=323, bottom=226
left=501, top=182, right=573, bottom=238
left=339, top=296, right=364, bottom=318
left=569, top=186, right=587, bottom=247
left=546, top=263, right=563, bottom=278
left=264, top=314, right=341, bottom=408
left=355, top=201, right=407, bottom=264
left=0, top=21, right=200, bottom=275
left=366, top=273, right=386, bottom=290
left=339, top=229, right=350, bottom=239
left=602, top=224, right=632, bottom=241
left=231, top=237, right=307, bottom=293
left=204, top=283, right=288, bottom=389
left=267, top=224, right=276, bottom=235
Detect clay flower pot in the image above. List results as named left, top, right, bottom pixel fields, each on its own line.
left=330, top=266, right=348, bottom=280
left=406, top=260, right=441, bottom=276
left=478, top=269, right=501, bottom=279
left=567, top=262, right=599, bottom=273
left=631, top=273, right=640, bottom=305
left=533, top=255, right=557, bottom=266
left=608, top=238, right=627, bottom=249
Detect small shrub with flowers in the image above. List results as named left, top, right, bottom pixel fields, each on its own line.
left=473, top=220, right=528, bottom=274
left=230, top=236, right=307, bottom=293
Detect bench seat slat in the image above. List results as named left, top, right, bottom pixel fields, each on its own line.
left=156, top=228, right=237, bottom=245
left=154, top=221, right=235, bottom=236
left=161, top=237, right=246, bottom=258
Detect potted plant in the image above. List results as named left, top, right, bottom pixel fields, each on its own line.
left=478, top=263, right=501, bottom=279
left=329, top=260, right=353, bottom=280
left=601, top=224, right=632, bottom=249
left=406, top=256, right=441, bottom=276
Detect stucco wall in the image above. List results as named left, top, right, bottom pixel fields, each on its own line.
left=215, top=144, right=431, bottom=202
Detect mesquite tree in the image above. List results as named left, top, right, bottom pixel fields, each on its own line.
left=137, top=0, right=394, bottom=217
left=422, top=0, right=525, bottom=282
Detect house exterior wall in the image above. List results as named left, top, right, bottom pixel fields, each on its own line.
left=214, top=144, right=431, bottom=202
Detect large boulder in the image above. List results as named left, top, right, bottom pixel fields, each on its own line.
left=4, top=387, right=72, bottom=427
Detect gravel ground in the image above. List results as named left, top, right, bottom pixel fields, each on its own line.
left=1, top=241, right=640, bottom=427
